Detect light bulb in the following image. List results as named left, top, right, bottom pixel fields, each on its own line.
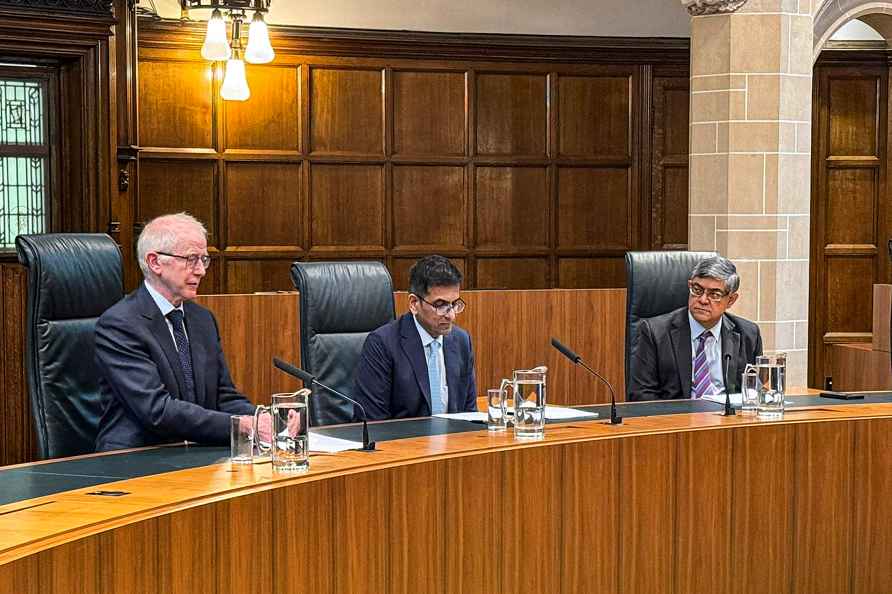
left=245, top=12, right=275, bottom=64
left=201, top=9, right=231, bottom=62
left=221, top=53, right=250, bottom=101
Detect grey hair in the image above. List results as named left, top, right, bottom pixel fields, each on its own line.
left=136, top=212, right=207, bottom=277
left=689, top=255, right=740, bottom=293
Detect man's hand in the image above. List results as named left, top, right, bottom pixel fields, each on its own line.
left=242, top=411, right=272, bottom=443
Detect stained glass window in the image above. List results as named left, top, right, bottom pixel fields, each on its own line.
left=0, top=79, right=47, bottom=249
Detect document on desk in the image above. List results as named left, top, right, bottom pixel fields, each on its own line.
left=435, top=406, right=598, bottom=422
left=308, top=431, right=364, bottom=453
left=701, top=393, right=742, bottom=406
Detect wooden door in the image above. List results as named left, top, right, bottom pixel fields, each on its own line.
left=810, top=61, right=891, bottom=388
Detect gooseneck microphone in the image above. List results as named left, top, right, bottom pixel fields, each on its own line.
left=722, top=353, right=736, bottom=416
left=551, top=338, right=622, bottom=425
left=273, top=357, right=376, bottom=451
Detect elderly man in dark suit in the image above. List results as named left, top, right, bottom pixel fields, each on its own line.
left=354, top=255, right=477, bottom=420
left=629, top=255, right=763, bottom=401
left=94, top=213, right=268, bottom=451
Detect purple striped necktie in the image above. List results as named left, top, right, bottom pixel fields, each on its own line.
left=692, top=331, right=714, bottom=399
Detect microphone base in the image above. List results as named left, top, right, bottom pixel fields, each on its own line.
left=721, top=407, right=737, bottom=417
left=361, top=441, right=377, bottom=451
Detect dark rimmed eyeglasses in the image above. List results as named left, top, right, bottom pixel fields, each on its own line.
left=416, top=294, right=466, bottom=316
left=156, top=251, right=211, bottom=269
left=688, top=281, right=729, bottom=303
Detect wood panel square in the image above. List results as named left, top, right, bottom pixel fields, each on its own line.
left=476, top=258, right=547, bottom=289
left=139, top=60, right=213, bottom=149
left=476, top=73, right=547, bottom=156
left=390, top=257, right=465, bottom=291
left=225, top=162, right=301, bottom=247
left=829, top=76, right=879, bottom=157
left=393, top=166, right=465, bottom=248
left=393, top=71, right=466, bottom=156
left=225, top=65, right=299, bottom=151
left=310, top=164, right=384, bottom=248
left=827, top=256, right=874, bottom=334
left=827, top=168, right=876, bottom=245
left=138, top=159, right=217, bottom=242
left=224, top=259, right=295, bottom=294
left=661, top=166, right=689, bottom=247
left=557, top=167, right=631, bottom=249
left=558, top=257, right=625, bottom=288
left=475, top=167, right=547, bottom=249
left=559, top=75, right=631, bottom=158
left=661, top=84, right=690, bottom=157
left=310, top=68, right=383, bottom=155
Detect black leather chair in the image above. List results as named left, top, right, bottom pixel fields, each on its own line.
left=624, top=250, right=716, bottom=397
left=16, top=234, right=123, bottom=459
left=290, top=261, right=395, bottom=426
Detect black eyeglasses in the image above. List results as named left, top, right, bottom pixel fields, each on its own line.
left=688, top=281, right=729, bottom=303
left=416, top=295, right=466, bottom=316
left=156, top=251, right=211, bottom=269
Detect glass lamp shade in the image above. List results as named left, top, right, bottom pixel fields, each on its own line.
left=220, top=56, right=250, bottom=101
left=201, top=9, right=231, bottom=61
left=245, top=12, right=275, bottom=64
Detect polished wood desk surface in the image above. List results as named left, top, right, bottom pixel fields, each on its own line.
left=1, top=397, right=889, bottom=565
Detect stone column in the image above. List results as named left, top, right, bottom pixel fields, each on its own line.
left=685, top=0, right=813, bottom=386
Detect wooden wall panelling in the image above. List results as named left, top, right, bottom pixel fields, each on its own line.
left=652, top=72, right=690, bottom=250
left=619, top=433, right=676, bottom=594
left=135, top=24, right=689, bottom=294
left=0, top=554, right=38, bottom=594
left=39, top=539, right=100, bottom=594
left=501, top=444, right=562, bottom=594
left=792, top=421, right=854, bottom=594
left=730, top=425, right=795, bottom=594
left=0, top=264, right=32, bottom=466
left=561, top=439, right=620, bottom=594
left=195, top=293, right=302, bottom=405
left=853, top=418, right=892, bottom=594
left=810, top=62, right=889, bottom=387
left=224, top=161, right=302, bottom=249
left=675, top=429, right=732, bottom=594
left=445, top=452, right=503, bottom=594
left=138, top=59, right=215, bottom=149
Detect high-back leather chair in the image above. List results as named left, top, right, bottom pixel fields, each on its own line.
left=624, top=250, right=716, bottom=397
left=16, top=234, right=123, bottom=458
left=290, top=261, right=395, bottom=426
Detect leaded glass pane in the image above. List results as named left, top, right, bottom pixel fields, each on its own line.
left=0, top=80, right=42, bottom=145
left=0, top=157, right=44, bottom=248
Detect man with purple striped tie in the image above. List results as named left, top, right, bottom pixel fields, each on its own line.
left=629, top=256, right=762, bottom=401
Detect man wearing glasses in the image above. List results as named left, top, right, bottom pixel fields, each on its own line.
left=354, top=255, right=478, bottom=420
left=628, top=255, right=762, bottom=401
left=94, top=213, right=266, bottom=451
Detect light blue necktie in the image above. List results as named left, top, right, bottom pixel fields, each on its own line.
left=428, top=340, right=445, bottom=414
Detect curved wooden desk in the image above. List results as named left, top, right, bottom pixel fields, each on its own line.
left=2, top=403, right=892, bottom=594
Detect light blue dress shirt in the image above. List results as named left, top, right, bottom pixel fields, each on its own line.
left=413, top=315, right=448, bottom=412
left=688, top=312, right=725, bottom=395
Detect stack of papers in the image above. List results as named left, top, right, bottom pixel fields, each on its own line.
left=308, top=431, right=364, bottom=453
left=701, top=393, right=742, bottom=406
left=435, top=405, right=599, bottom=422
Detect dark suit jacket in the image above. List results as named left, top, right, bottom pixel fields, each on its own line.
left=94, top=284, right=255, bottom=451
left=629, top=306, right=763, bottom=401
left=354, top=312, right=478, bottom=420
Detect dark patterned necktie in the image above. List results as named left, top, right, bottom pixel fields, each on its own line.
left=167, top=309, right=196, bottom=401
left=692, top=331, right=714, bottom=399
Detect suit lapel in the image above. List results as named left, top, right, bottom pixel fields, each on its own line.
left=399, top=314, right=431, bottom=409
left=443, top=333, right=461, bottom=413
left=184, top=303, right=208, bottom=405
left=670, top=310, right=693, bottom=397
left=721, top=316, right=742, bottom=392
left=137, top=285, right=188, bottom=400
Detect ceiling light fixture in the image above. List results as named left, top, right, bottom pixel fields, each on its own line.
left=181, top=0, right=275, bottom=101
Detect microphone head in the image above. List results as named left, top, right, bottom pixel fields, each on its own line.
left=273, top=357, right=314, bottom=385
left=551, top=337, right=581, bottom=364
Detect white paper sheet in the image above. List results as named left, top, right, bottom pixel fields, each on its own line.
left=308, top=431, right=364, bottom=453
left=701, top=392, right=742, bottom=406
left=435, top=405, right=598, bottom=422
left=433, top=411, right=488, bottom=422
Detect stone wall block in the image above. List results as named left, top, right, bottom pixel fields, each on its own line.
left=692, top=16, right=732, bottom=76
left=730, top=15, right=784, bottom=72
left=689, top=154, right=730, bottom=213
left=728, top=153, right=767, bottom=213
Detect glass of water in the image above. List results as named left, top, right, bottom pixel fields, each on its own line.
left=255, top=390, right=310, bottom=472
left=487, top=387, right=508, bottom=431
left=230, top=414, right=254, bottom=464
left=756, top=353, right=786, bottom=420
left=740, top=364, right=759, bottom=415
